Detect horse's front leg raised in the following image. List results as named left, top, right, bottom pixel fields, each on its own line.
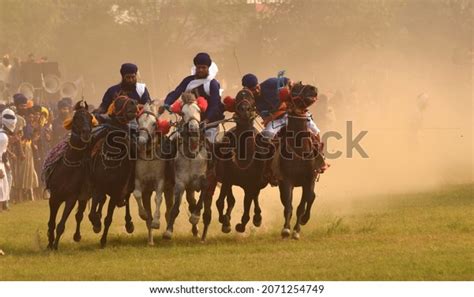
left=88, top=192, right=105, bottom=234
left=185, top=189, right=199, bottom=237
left=163, top=181, right=185, bottom=240
left=124, top=194, right=134, bottom=234
left=252, top=189, right=262, bottom=227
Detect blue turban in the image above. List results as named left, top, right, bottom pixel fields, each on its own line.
left=13, top=93, right=28, bottom=105
left=120, top=63, right=138, bottom=76
left=193, top=53, right=212, bottom=67
left=242, top=74, right=259, bottom=89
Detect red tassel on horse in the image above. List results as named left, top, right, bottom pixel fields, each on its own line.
left=223, top=96, right=236, bottom=112
left=196, top=96, right=208, bottom=112
left=170, top=101, right=183, bottom=114
left=156, top=119, right=171, bottom=134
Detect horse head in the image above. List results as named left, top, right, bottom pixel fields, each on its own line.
left=109, top=94, right=139, bottom=124
left=288, top=82, right=318, bottom=115
left=137, top=102, right=158, bottom=146
left=70, top=99, right=94, bottom=143
left=234, top=88, right=256, bottom=123
left=181, top=92, right=202, bottom=134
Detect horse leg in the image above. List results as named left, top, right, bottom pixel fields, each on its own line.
left=142, top=188, right=154, bottom=245
left=124, top=194, right=134, bottom=234
left=252, top=189, right=262, bottom=227
left=164, top=184, right=173, bottom=226
left=301, top=180, right=316, bottom=225
left=224, top=187, right=236, bottom=233
left=200, top=189, right=212, bottom=242
left=215, top=182, right=229, bottom=225
left=100, top=198, right=116, bottom=248
left=133, top=180, right=148, bottom=221
left=236, top=189, right=253, bottom=233
left=47, top=197, right=61, bottom=249
left=151, top=180, right=165, bottom=229
left=73, top=200, right=88, bottom=242
left=279, top=180, right=293, bottom=238
left=89, top=192, right=105, bottom=233
left=186, top=190, right=199, bottom=237
left=163, top=182, right=185, bottom=240
left=292, top=188, right=307, bottom=240
left=53, top=199, right=77, bottom=250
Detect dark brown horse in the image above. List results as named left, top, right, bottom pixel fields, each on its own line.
left=87, top=96, right=138, bottom=248
left=44, top=100, right=94, bottom=250
left=211, top=89, right=271, bottom=234
left=276, top=82, right=325, bottom=239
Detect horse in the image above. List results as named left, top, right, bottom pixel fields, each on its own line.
left=211, top=89, right=270, bottom=234
left=43, top=100, right=94, bottom=250
left=163, top=92, right=208, bottom=240
left=87, top=95, right=138, bottom=248
left=134, top=102, right=174, bottom=245
left=276, top=82, right=325, bottom=239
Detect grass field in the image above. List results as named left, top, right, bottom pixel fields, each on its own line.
left=0, top=183, right=472, bottom=281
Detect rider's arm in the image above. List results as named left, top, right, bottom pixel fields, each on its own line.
left=164, top=76, right=193, bottom=107
left=98, top=86, right=114, bottom=113
left=204, top=80, right=223, bottom=123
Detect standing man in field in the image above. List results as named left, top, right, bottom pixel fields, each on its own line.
left=159, top=52, right=225, bottom=143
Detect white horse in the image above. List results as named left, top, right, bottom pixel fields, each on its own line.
left=163, top=92, right=208, bottom=240
left=134, top=103, right=173, bottom=245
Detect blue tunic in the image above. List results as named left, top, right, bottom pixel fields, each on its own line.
left=256, top=77, right=288, bottom=117
left=164, top=75, right=224, bottom=122
left=99, top=83, right=151, bottom=111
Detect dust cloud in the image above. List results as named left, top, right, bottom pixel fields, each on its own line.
left=1, top=0, right=471, bottom=204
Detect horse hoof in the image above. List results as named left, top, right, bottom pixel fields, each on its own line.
left=73, top=233, right=82, bottom=242
left=148, top=241, right=155, bottom=246
left=253, top=215, right=262, bottom=227
left=192, top=226, right=199, bottom=237
left=235, top=223, right=246, bottom=233
left=218, top=215, right=224, bottom=224
left=222, top=224, right=231, bottom=234
left=189, top=214, right=200, bottom=225
left=93, top=224, right=101, bottom=234
left=292, top=231, right=300, bottom=240
left=125, top=222, right=135, bottom=234
left=100, top=241, right=107, bottom=249
left=281, top=228, right=291, bottom=238
left=151, top=220, right=160, bottom=230
left=162, top=230, right=173, bottom=240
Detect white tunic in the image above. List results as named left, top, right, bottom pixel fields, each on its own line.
left=0, top=130, right=10, bottom=202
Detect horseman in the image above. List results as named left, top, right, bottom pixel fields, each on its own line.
left=95, top=63, right=150, bottom=135
left=159, top=53, right=225, bottom=143
left=241, top=73, right=321, bottom=140
left=241, top=74, right=329, bottom=179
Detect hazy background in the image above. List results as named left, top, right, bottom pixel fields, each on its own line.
left=1, top=0, right=472, bottom=200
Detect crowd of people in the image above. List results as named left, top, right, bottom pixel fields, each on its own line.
left=0, top=92, right=76, bottom=212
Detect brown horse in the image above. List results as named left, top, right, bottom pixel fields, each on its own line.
left=44, top=100, right=94, bottom=250
left=276, top=82, right=325, bottom=239
left=87, top=95, right=138, bottom=248
left=210, top=89, right=271, bottom=234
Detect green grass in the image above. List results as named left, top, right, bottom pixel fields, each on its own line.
left=0, top=184, right=473, bottom=280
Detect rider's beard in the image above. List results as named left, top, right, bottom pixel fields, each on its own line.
left=121, top=80, right=136, bottom=92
